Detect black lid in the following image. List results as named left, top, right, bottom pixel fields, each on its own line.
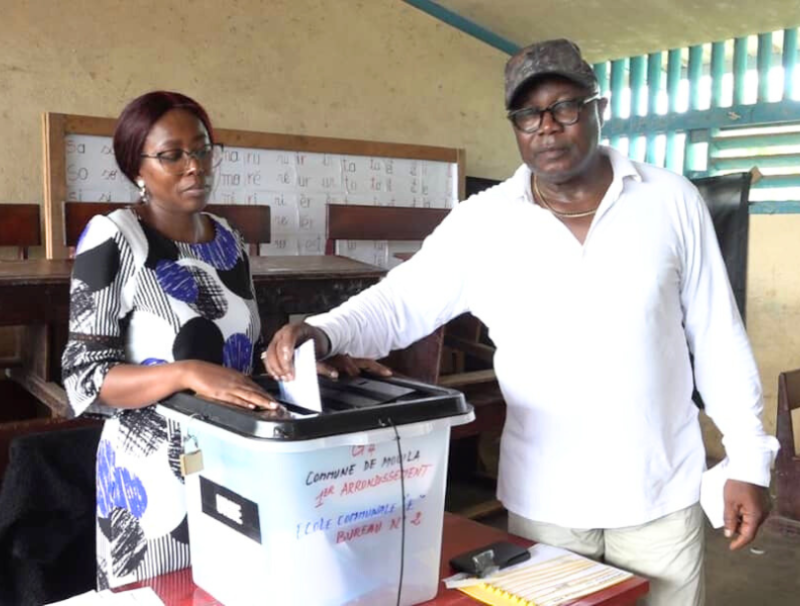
left=158, top=374, right=472, bottom=441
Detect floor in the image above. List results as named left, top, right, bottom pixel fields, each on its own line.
left=704, top=518, right=800, bottom=605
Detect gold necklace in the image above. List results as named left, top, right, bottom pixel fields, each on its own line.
left=533, top=175, right=600, bottom=219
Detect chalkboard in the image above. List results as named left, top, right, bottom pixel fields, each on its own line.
left=42, top=113, right=465, bottom=264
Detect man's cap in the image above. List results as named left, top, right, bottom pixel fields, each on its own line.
left=505, top=39, right=599, bottom=109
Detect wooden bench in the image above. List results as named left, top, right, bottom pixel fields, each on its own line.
left=63, top=201, right=271, bottom=255
left=0, top=204, right=43, bottom=370
left=0, top=203, right=42, bottom=260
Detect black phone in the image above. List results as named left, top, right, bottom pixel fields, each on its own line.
left=449, top=541, right=531, bottom=577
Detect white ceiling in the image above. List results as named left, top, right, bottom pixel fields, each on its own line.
left=433, top=0, right=800, bottom=61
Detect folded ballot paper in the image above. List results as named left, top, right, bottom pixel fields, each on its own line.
left=44, top=588, right=164, bottom=605
left=278, top=340, right=323, bottom=411
left=444, top=543, right=632, bottom=606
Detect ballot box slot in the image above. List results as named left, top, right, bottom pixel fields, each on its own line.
left=160, top=374, right=471, bottom=441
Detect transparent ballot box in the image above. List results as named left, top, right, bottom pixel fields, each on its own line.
left=157, top=374, right=474, bottom=606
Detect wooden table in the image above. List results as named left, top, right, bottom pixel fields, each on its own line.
left=0, top=256, right=384, bottom=325
left=122, top=513, right=648, bottom=605
left=0, top=256, right=384, bottom=415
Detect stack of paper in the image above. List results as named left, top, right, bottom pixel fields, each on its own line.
left=446, top=544, right=632, bottom=606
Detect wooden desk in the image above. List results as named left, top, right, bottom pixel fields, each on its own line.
left=0, top=256, right=384, bottom=326
left=122, top=513, right=648, bottom=605
left=0, top=260, right=73, bottom=326
left=248, top=256, right=384, bottom=335
left=0, top=256, right=384, bottom=415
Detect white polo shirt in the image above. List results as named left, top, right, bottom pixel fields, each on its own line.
left=308, top=146, right=779, bottom=529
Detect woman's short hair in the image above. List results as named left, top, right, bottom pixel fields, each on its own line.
left=113, top=91, right=215, bottom=184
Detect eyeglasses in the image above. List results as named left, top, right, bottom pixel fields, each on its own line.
left=507, top=95, right=600, bottom=133
left=140, top=143, right=224, bottom=175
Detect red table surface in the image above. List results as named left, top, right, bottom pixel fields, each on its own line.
left=121, top=512, right=648, bottom=605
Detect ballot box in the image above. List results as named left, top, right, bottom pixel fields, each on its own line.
left=157, top=374, right=474, bottom=606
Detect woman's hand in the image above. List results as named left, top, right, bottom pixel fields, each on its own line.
left=316, top=355, right=393, bottom=380
left=263, top=322, right=331, bottom=381
left=180, top=360, right=279, bottom=411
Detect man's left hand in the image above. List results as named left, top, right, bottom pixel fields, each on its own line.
left=723, top=479, right=771, bottom=550
left=316, top=354, right=393, bottom=380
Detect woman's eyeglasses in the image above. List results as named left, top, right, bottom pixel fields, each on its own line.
left=140, top=143, right=224, bottom=175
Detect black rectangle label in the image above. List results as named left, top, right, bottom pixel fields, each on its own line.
left=200, top=476, right=262, bottom=544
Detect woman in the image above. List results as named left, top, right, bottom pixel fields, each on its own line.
left=61, top=91, right=277, bottom=589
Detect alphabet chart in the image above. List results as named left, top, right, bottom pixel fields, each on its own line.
left=63, top=131, right=460, bottom=268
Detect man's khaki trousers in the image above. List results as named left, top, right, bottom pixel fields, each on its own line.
left=508, top=503, right=705, bottom=606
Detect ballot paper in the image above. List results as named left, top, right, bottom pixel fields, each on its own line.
left=278, top=340, right=323, bottom=412
left=44, top=588, right=164, bottom=605
left=700, top=457, right=729, bottom=528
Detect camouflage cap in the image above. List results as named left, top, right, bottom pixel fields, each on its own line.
left=505, top=39, right=599, bottom=109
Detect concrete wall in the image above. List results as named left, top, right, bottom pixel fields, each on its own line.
left=747, top=216, right=800, bottom=455
left=0, top=0, right=517, bottom=206
left=699, top=214, right=800, bottom=459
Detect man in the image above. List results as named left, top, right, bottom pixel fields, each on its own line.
left=265, top=39, right=779, bottom=605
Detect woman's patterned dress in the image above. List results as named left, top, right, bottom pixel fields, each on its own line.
left=62, top=208, right=261, bottom=589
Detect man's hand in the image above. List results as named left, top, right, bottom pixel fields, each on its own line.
left=263, top=322, right=331, bottom=381
left=723, top=479, right=771, bottom=550
left=316, top=354, right=393, bottom=380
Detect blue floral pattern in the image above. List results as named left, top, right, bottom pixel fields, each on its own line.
left=223, top=332, right=254, bottom=372
left=190, top=223, right=239, bottom=270
left=97, top=440, right=148, bottom=519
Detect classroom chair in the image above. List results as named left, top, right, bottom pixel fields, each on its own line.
left=325, top=203, right=450, bottom=255
left=776, top=368, right=800, bottom=523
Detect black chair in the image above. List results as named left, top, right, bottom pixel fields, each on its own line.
left=691, top=172, right=752, bottom=322
left=688, top=172, right=752, bottom=410
left=0, top=423, right=102, bottom=605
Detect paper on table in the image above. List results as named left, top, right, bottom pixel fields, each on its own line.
left=700, top=457, right=729, bottom=528
left=446, top=543, right=633, bottom=606
left=44, top=588, right=164, bottom=605
left=278, top=340, right=323, bottom=412
left=44, top=591, right=103, bottom=606
left=444, top=543, right=623, bottom=589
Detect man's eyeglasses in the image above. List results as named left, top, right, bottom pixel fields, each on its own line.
left=507, top=95, right=600, bottom=133
left=140, top=143, right=224, bottom=175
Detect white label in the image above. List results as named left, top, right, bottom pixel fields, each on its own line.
left=216, top=494, right=243, bottom=525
